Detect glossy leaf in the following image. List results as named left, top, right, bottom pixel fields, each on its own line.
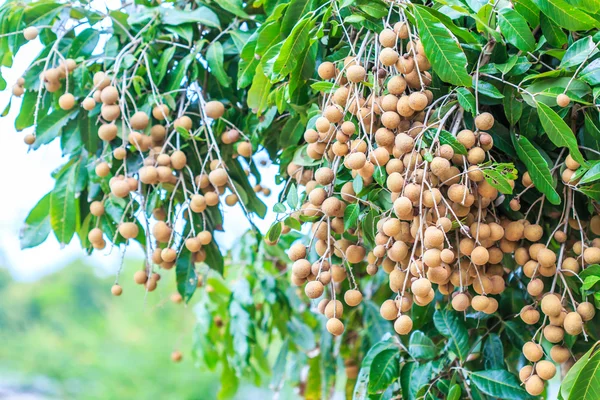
left=470, top=370, right=529, bottom=399
left=20, top=192, right=52, bottom=249
left=367, top=349, right=399, bottom=393
left=498, top=8, right=536, bottom=52
left=536, top=102, right=586, bottom=166
left=433, top=309, right=469, bottom=360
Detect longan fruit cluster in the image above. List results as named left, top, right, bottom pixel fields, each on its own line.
left=280, top=21, right=519, bottom=338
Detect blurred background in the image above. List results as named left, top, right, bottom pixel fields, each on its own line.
left=0, top=1, right=285, bottom=398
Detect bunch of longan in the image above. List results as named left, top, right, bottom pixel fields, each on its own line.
left=279, top=21, right=521, bottom=338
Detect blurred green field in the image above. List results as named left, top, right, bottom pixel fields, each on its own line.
left=0, top=260, right=220, bottom=399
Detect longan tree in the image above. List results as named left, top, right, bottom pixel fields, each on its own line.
left=3, top=0, right=600, bottom=399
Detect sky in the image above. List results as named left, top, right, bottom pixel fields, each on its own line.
left=0, top=1, right=280, bottom=281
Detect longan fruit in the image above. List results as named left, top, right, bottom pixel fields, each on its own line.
left=475, top=112, right=494, bottom=131
left=457, top=129, right=476, bottom=149
left=324, top=299, right=343, bottom=319
left=379, top=48, right=399, bottom=66
left=346, top=245, right=365, bottom=264
left=171, top=351, right=182, bottom=362
left=24, top=134, right=35, bottom=145
left=387, top=75, right=407, bottom=95
left=326, top=317, right=344, bottom=336
left=317, top=62, right=336, bottom=80
left=133, top=270, right=148, bottom=284
left=209, top=168, right=228, bottom=186
left=98, top=124, right=118, bottom=141
left=519, top=365, right=533, bottom=383
left=520, top=306, right=540, bottom=325
left=119, top=222, right=139, bottom=239
left=411, top=278, right=431, bottom=297
left=564, top=311, right=583, bottom=335
left=396, top=56, right=414, bottom=74
left=111, top=284, right=123, bottom=296
left=577, top=302, right=596, bottom=321
left=90, top=201, right=105, bottom=217
left=289, top=244, right=307, bottom=262
left=471, top=246, right=489, bottom=265
left=527, top=279, right=544, bottom=297
left=161, top=248, right=177, bottom=263
left=58, top=93, right=75, bottom=110
left=471, top=295, right=490, bottom=311
left=541, top=294, right=562, bottom=317
left=345, top=152, right=367, bottom=170
left=110, top=179, right=130, bottom=198
left=550, top=345, right=570, bottom=364
left=525, top=375, right=544, bottom=396
left=100, top=85, right=119, bottom=104
left=346, top=65, right=366, bottom=83
left=523, top=341, right=543, bottom=362
left=23, top=26, right=39, bottom=41
left=536, top=360, right=556, bottom=380
left=95, top=162, right=110, bottom=177
left=152, top=104, right=170, bottom=120
left=394, top=315, right=413, bottom=335
left=174, top=115, right=193, bottom=130
left=88, top=227, right=103, bottom=243
left=130, top=111, right=149, bottom=130
left=315, top=167, right=334, bottom=185
left=205, top=100, right=225, bottom=119
left=543, top=325, right=564, bottom=343
left=101, top=104, right=120, bottom=121
left=408, top=92, right=428, bottom=111
left=82, top=97, right=96, bottom=110
left=524, top=224, right=543, bottom=242
left=305, top=281, right=324, bottom=299
left=237, top=142, right=252, bottom=158
left=537, top=248, right=557, bottom=268
left=380, top=299, right=399, bottom=320
left=483, top=297, right=499, bottom=314
left=584, top=247, right=600, bottom=264
left=378, top=29, right=397, bottom=47
left=344, top=289, right=363, bottom=306
left=12, top=84, right=24, bottom=97
left=185, top=237, right=201, bottom=252
left=153, top=221, right=172, bottom=243
left=171, top=150, right=187, bottom=170
left=557, top=93, right=570, bottom=107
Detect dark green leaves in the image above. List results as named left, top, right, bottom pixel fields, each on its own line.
left=532, top=0, right=597, bottom=30
left=470, top=370, right=530, bottom=399
left=412, top=5, right=471, bottom=87
left=273, top=18, right=313, bottom=78
left=433, top=309, right=469, bottom=361
left=513, top=135, right=561, bottom=204
left=33, top=108, right=80, bottom=150
left=561, top=36, right=599, bottom=69
left=536, top=102, right=586, bottom=166
left=50, top=161, right=80, bottom=246
left=160, top=7, right=220, bottom=28
left=20, top=192, right=52, bottom=249
left=206, top=42, right=231, bottom=87
left=367, top=349, right=400, bottom=393
left=498, top=8, right=536, bottom=52
left=344, top=203, right=360, bottom=230
left=423, top=129, right=468, bottom=155
left=408, top=330, right=437, bottom=360
left=456, top=87, right=476, bottom=114
left=69, top=28, right=100, bottom=58
left=175, top=248, right=198, bottom=301
left=560, top=342, right=600, bottom=400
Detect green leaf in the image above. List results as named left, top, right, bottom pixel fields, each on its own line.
left=483, top=334, right=504, bottom=369
left=68, top=28, right=100, bottom=58
left=311, top=81, right=340, bottom=93
left=433, top=309, right=469, bottom=361
left=503, top=86, right=523, bottom=126
left=513, top=134, right=561, bottom=204
left=354, top=339, right=398, bottom=399
left=412, top=5, right=471, bottom=87
left=456, top=87, right=476, bottom=114
left=470, top=370, right=529, bottom=400
left=498, top=8, right=536, bottom=52
left=20, top=192, right=52, bottom=249
left=532, top=0, right=597, bottom=30
left=579, top=183, right=600, bottom=201
left=540, top=14, right=567, bottom=47
left=286, top=183, right=299, bottom=208
left=50, top=161, right=80, bottom=246
left=266, top=221, right=282, bottom=243
left=581, top=162, right=600, bottom=184
left=273, top=18, right=312, bottom=77
left=408, top=331, right=437, bottom=360
left=247, top=65, right=272, bottom=115
left=368, top=349, right=399, bottom=393
left=483, top=169, right=514, bottom=194
left=176, top=248, right=197, bottom=302
left=216, top=0, right=250, bottom=18
left=514, top=0, right=541, bottom=27
left=561, top=36, right=599, bottom=69
left=344, top=203, right=360, bottom=231
left=280, top=115, right=305, bottom=147
left=282, top=0, right=313, bottom=36
left=447, top=384, right=462, bottom=400
left=161, top=7, right=220, bottom=28
left=561, top=342, right=600, bottom=399
left=206, top=41, right=231, bottom=87
left=33, top=108, right=80, bottom=150
left=475, top=79, right=504, bottom=99
left=400, top=361, right=433, bottom=400
left=154, top=46, right=176, bottom=85
left=581, top=59, right=600, bottom=86
left=536, top=102, right=586, bottom=166
left=423, top=129, right=468, bottom=155
left=166, top=52, right=195, bottom=92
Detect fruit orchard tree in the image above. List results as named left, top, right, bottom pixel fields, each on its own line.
left=3, top=0, right=600, bottom=398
